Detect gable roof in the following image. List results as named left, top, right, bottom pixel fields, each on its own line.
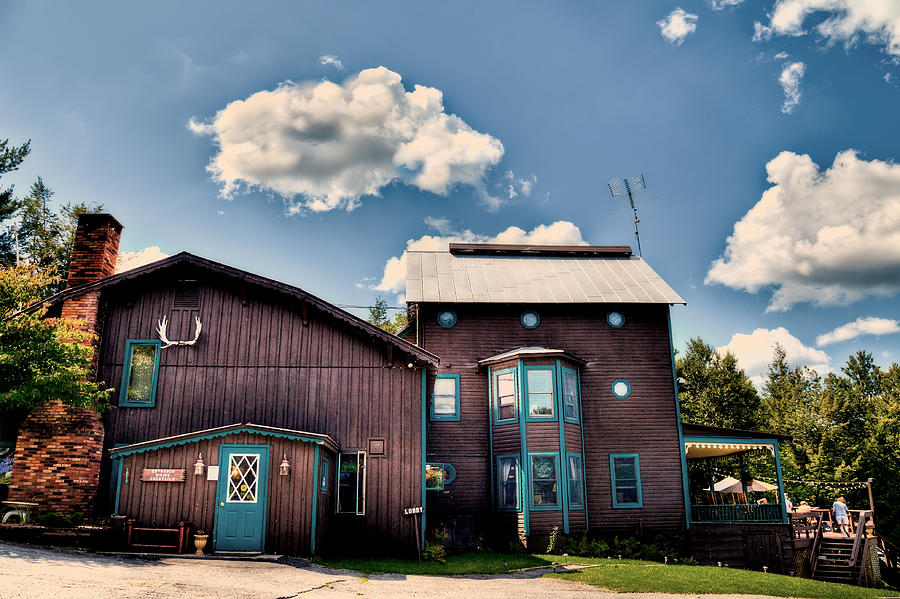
left=37, top=252, right=438, bottom=366
left=405, top=246, right=685, bottom=304
left=478, top=346, right=587, bottom=367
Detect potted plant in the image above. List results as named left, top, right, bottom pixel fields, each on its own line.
left=193, top=530, right=209, bottom=555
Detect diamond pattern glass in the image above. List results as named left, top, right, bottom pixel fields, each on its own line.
left=227, top=454, right=259, bottom=503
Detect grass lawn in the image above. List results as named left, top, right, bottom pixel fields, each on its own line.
left=548, top=563, right=900, bottom=599
left=316, top=552, right=556, bottom=575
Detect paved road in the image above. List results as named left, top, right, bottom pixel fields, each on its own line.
left=1, top=541, right=785, bottom=599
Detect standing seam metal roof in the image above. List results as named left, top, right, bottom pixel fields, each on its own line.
left=405, top=251, right=685, bottom=304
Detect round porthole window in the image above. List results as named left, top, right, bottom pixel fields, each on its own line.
left=520, top=311, right=540, bottom=329
left=437, top=311, right=458, bottom=328
left=612, top=379, right=631, bottom=399
left=607, top=311, right=625, bottom=328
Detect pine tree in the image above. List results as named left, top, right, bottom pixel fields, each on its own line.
left=0, top=138, right=31, bottom=266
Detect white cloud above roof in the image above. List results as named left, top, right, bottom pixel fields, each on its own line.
left=718, top=327, right=830, bottom=386
left=189, top=66, right=504, bottom=213
left=816, top=316, right=900, bottom=346
left=779, top=61, right=806, bottom=113
left=706, top=149, right=900, bottom=311
left=319, top=55, right=343, bottom=70
left=753, top=0, right=900, bottom=59
left=116, top=246, right=169, bottom=273
left=375, top=220, right=587, bottom=294
left=658, top=8, right=699, bottom=45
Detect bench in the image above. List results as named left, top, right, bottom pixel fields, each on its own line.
left=126, top=519, right=191, bottom=553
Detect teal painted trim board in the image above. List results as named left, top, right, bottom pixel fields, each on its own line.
left=118, top=339, right=162, bottom=407
left=420, top=368, right=426, bottom=551
left=111, top=426, right=327, bottom=458
left=610, top=453, right=643, bottom=509
left=492, top=366, right=519, bottom=425
left=517, top=360, right=529, bottom=535
left=487, top=366, right=495, bottom=510
left=667, top=309, right=692, bottom=529
left=577, top=368, right=588, bottom=531
left=311, top=444, right=320, bottom=554
left=773, top=439, right=788, bottom=524
left=113, top=457, right=123, bottom=516
left=430, top=373, right=461, bottom=421
left=555, top=360, right=569, bottom=533
left=524, top=366, right=557, bottom=423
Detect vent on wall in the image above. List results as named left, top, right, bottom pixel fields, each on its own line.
left=173, top=281, right=200, bottom=309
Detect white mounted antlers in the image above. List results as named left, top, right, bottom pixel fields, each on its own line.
left=157, top=315, right=202, bottom=349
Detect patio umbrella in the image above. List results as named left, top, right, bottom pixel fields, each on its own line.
left=704, top=476, right=778, bottom=493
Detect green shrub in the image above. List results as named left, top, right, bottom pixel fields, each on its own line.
left=546, top=526, right=560, bottom=554
left=34, top=511, right=85, bottom=528
left=424, top=528, right=449, bottom=563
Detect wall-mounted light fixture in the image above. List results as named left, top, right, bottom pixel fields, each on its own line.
left=279, top=454, right=290, bottom=476
left=194, top=452, right=206, bottom=476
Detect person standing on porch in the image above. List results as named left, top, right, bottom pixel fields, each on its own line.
left=832, top=496, right=851, bottom=537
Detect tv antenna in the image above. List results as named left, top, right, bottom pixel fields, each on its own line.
left=608, top=173, right=646, bottom=257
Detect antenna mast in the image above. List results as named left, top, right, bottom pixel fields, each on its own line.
left=607, top=174, right=646, bottom=257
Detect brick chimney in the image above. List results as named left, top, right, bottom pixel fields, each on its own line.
left=8, top=214, right=123, bottom=516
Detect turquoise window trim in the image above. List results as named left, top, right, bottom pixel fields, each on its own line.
left=437, top=310, right=457, bottom=328
left=577, top=368, right=589, bottom=530
left=611, top=378, right=632, bottom=399
left=566, top=453, right=585, bottom=510
left=496, top=453, right=522, bottom=512
left=517, top=360, right=529, bottom=534
left=610, top=453, right=643, bottom=508
left=488, top=366, right=495, bottom=509
left=524, top=366, right=557, bottom=422
left=112, top=456, right=123, bottom=516
left=606, top=311, right=625, bottom=328
left=311, top=444, right=320, bottom=554
left=555, top=360, right=569, bottom=533
left=118, top=339, right=162, bottom=407
left=520, top=311, right=540, bottom=329
left=493, top=366, right=519, bottom=425
left=430, top=373, right=460, bottom=421
left=528, top=452, right=562, bottom=511
left=561, top=366, right=580, bottom=424
left=321, top=456, right=329, bottom=493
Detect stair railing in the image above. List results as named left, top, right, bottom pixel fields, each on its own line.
left=848, top=510, right=872, bottom=568
left=808, top=513, right=825, bottom=578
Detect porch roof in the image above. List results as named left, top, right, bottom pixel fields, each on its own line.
left=477, top=346, right=587, bottom=367
left=109, top=423, right=340, bottom=457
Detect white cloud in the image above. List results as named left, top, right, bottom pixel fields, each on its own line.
left=375, top=220, right=587, bottom=294
left=752, top=0, right=900, bottom=59
left=658, top=8, right=699, bottom=45
left=116, top=247, right=169, bottom=273
left=711, top=0, right=744, bottom=9
left=718, top=327, right=831, bottom=386
left=319, top=55, right=344, bottom=70
left=503, top=170, right=538, bottom=200
left=706, top=149, right=900, bottom=311
left=774, top=51, right=790, bottom=60
left=779, top=61, right=806, bottom=113
left=189, top=66, right=504, bottom=213
left=816, top=316, right=900, bottom=346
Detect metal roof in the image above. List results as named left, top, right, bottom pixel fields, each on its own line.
left=405, top=249, right=685, bottom=304
left=478, top=346, right=587, bottom=367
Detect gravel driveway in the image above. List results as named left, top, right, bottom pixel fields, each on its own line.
left=0, top=541, right=788, bottom=599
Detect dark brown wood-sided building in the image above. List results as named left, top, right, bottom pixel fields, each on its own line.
left=7, top=214, right=437, bottom=556
left=403, top=243, right=690, bottom=546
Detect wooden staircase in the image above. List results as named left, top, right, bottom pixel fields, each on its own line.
left=813, top=537, right=857, bottom=584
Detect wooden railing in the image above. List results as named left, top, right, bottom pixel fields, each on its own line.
left=691, top=503, right=783, bottom=523
left=849, top=510, right=873, bottom=568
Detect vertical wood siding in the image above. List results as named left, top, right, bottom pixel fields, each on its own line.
left=99, top=272, right=423, bottom=553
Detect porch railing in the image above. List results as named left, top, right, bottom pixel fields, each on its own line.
left=691, top=503, right=784, bottom=523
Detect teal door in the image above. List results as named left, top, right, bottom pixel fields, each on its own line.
left=214, top=444, right=269, bottom=552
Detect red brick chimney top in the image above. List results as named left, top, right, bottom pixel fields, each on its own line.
left=66, top=214, right=123, bottom=289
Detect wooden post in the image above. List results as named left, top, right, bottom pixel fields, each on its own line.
left=867, top=478, right=875, bottom=518
left=413, top=513, right=421, bottom=563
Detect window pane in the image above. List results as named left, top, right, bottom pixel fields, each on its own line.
left=496, top=371, right=517, bottom=421
left=563, top=370, right=578, bottom=420
left=614, top=458, right=636, bottom=480
left=567, top=456, right=583, bottom=507
left=338, top=453, right=359, bottom=513
left=531, top=455, right=558, bottom=506
left=321, top=458, right=329, bottom=492
left=617, top=487, right=639, bottom=505
left=127, top=344, right=157, bottom=403
left=433, top=377, right=458, bottom=417
left=498, top=457, right=518, bottom=509
left=612, top=455, right=640, bottom=507
left=434, top=378, right=456, bottom=396
left=425, top=464, right=444, bottom=490
left=528, top=370, right=554, bottom=418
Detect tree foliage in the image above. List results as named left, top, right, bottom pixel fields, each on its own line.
left=367, top=297, right=408, bottom=335
left=0, top=138, right=31, bottom=266
left=0, top=264, right=109, bottom=412
left=675, top=337, right=761, bottom=430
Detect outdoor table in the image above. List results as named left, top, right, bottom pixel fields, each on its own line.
left=1, top=500, right=39, bottom=524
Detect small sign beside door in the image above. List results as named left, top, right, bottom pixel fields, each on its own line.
left=141, top=468, right=186, bottom=482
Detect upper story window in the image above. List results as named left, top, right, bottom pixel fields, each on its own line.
left=520, top=311, right=540, bottom=329
left=527, top=368, right=554, bottom=419
left=437, top=311, right=457, bottom=328
left=610, top=453, right=643, bottom=508
left=497, top=454, right=520, bottom=511
left=611, top=378, right=632, bottom=399
left=118, top=340, right=162, bottom=407
left=606, top=311, right=625, bottom=328
left=562, top=368, right=579, bottom=422
left=494, top=368, right=518, bottom=423
left=337, top=451, right=366, bottom=515
left=430, top=374, right=460, bottom=421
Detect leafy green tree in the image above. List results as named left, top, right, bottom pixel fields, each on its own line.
left=0, top=138, right=31, bottom=266
left=367, top=297, right=408, bottom=335
left=676, top=337, right=761, bottom=430
left=0, top=263, right=108, bottom=412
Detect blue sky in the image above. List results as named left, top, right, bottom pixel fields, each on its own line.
left=2, top=1, right=899, bottom=383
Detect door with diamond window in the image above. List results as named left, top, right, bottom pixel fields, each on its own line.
left=214, top=445, right=269, bottom=551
